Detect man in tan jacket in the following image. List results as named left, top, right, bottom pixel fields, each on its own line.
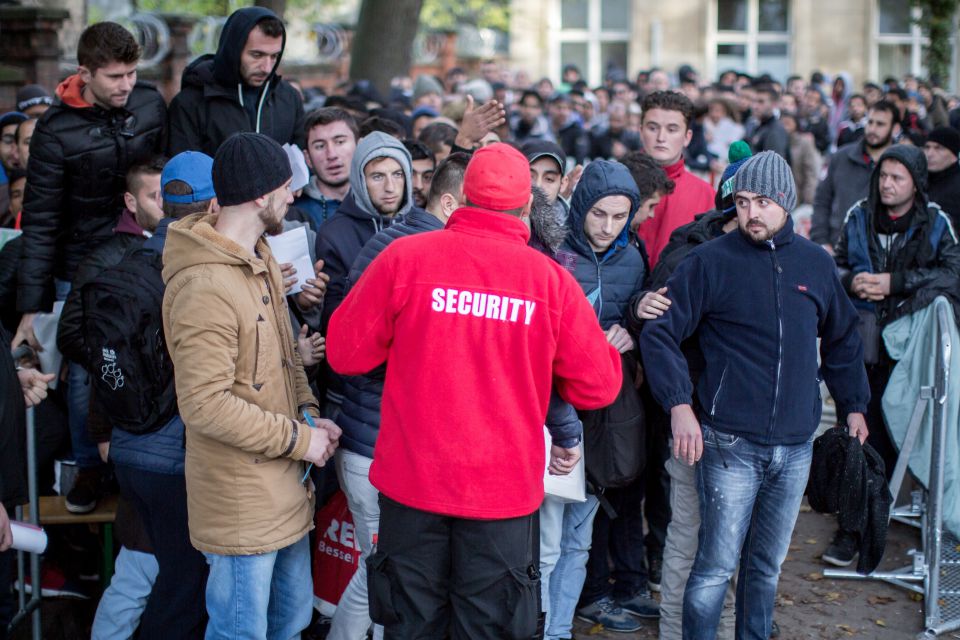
left=162, top=132, right=340, bottom=639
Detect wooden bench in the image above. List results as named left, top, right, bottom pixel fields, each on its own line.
left=23, top=494, right=119, bottom=586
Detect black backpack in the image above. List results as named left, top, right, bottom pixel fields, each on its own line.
left=579, top=351, right=646, bottom=490
left=80, top=248, right=176, bottom=434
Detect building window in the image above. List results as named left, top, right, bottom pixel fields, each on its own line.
left=711, top=0, right=791, bottom=81
left=875, top=0, right=927, bottom=80
left=554, top=0, right=631, bottom=86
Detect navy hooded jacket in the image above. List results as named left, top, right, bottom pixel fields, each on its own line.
left=560, top=160, right=644, bottom=330
left=641, top=216, right=870, bottom=445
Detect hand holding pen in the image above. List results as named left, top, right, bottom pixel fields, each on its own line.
left=300, top=412, right=342, bottom=484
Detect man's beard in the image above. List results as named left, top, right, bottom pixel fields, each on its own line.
left=865, top=132, right=892, bottom=151
left=738, top=216, right=786, bottom=243
left=412, top=189, right=426, bottom=208
left=259, top=196, right=286, bottom=236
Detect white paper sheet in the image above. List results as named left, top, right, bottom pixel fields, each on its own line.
left=266, top=226, right=315, bottom=295
left=32, top=300, right=64, bottom=389
left=543, top=426, right=587, bottom=503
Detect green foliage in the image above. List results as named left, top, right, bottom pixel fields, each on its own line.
left=419, top=0, right=510, bottom=32
left=911, top=0, right=959, bottom=86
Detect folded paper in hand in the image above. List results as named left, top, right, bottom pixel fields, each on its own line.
left=266, top=226, right=315, bottom=295
left=543, top=427, right=586, bottom=503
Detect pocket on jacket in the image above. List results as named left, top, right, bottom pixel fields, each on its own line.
left=702, top=424, right=739, bottom=448
left=503, top=564, right=541, bottom=639
left=366, top=549, right=401, bottom=625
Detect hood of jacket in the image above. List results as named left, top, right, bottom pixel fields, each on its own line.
left=215, top=7, right=285, bottom=89
left=347, top=132, right=414, bottom=221
left=180, top=7, right=286, bottom=96
left=55, top=74, right=93, bottom=109
left=567, top=159, right=641, bottom=260
left=867, top=144, right=929, bottom=215
left=162, top=212, right=269, bottom=285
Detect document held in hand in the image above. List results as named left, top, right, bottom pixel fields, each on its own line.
left=543, top=427, right=586, bottom=503
left=266, top=226, right=314, bottom=295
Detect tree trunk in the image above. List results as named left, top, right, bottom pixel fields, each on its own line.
left=254, top=0, right=287, bottom=19
left=350, top=0, right=424, bottom=100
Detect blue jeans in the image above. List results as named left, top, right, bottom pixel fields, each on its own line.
left=682, top=425, right=813, bottom=640
left=539, top=494, right=599, bottom=640
left=55, top=278, right=100, bottom=469
left=203, top=535, right=313, bottom=640
left=91, top=547, right=159, bottom=640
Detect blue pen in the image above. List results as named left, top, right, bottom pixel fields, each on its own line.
left=300, top=412, right=318, bottom=484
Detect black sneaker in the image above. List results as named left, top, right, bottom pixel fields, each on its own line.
left=821, top=531, right=858, bottom=567
left=65, top=467, right=101, bottom=514
left=769, top=619, right=780, bottom=638
left=647, top=552, right=663, bottom=592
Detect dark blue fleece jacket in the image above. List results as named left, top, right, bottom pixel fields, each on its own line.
left=640, top=216, right=870, bottom=445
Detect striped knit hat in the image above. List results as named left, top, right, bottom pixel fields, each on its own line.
left=732, top=150, right=797, bottom=212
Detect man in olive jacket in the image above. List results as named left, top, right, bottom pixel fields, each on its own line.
left=162, top=133, right=339, bottom=637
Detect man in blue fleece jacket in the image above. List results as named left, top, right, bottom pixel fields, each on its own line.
left=640, top=151, right=870, bottom=640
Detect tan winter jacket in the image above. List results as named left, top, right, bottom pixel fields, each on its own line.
left=162, top=212, right=319, bottom=555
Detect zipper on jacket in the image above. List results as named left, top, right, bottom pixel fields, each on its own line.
left=711, top=365, right=728, bottom=417
left=767, top=239, right=783, bottom=441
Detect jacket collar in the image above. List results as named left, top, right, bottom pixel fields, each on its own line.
left=663, top=157, right=687, bottom=181
left=445, top=207, right=531, bottom=245
left=735, top=213, right=796, bottom=249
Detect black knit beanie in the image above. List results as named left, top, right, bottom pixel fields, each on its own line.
left=213, top=132, right=293, bottom=206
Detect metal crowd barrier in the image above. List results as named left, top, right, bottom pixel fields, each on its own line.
left=823, top=299, right=958, bottom=638
left=8, top=405, right=42, bottom=640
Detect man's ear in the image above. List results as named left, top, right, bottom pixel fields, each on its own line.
left=123, top=191, right=136, bottom=214
left=208, top=198, right=220, bottom=214
left=440, top=192, right=458, bottom=216
left=302, top=148, right=313, bottom=170
left=683, top=127, right=694, bottom=149
left=520, top=193, right=534, bottom=220
left=78, top=65, right=93, bottom=86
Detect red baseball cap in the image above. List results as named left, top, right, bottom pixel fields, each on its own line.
left=463, top=143, right=531, bottom=211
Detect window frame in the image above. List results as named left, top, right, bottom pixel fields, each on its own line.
left=706, top=0, right=792, bottom=81
left=552, top=0, right=632, bottom=86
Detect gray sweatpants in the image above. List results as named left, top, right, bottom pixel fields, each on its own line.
left=659, top=453, right=735, bottom=640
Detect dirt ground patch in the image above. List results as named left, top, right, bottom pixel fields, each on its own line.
left=573, top=501, right=932, bottom=639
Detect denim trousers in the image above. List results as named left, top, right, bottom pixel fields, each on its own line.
left=54, top=278, right=100, bottom=469
left=682, top=425, right=812, bottom=640
left=203, top=535, right=313, bottom=640
left=328, top=449, right=383, bottom=640
left=539, top=493, right=599, bottom=640
left=91, top=547, right=159, bottom=640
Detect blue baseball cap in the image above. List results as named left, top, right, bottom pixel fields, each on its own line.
left=161, top=151, right=216, bottom=204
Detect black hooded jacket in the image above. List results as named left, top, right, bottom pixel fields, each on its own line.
left=167, top=7, right=305, bottom=157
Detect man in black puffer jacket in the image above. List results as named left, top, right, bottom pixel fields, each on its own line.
left=15, top=22, right=166, bottom=343
left=167, top=7, right=304, bottom=157
left=13, top=22, right=166, bottom=515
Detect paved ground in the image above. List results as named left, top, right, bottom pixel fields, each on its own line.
left=572, top=501, right=935, bottom=640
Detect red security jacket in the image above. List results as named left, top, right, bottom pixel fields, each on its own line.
left=637, top=158, right=716, bottom=268
left=327, top=207, right=622, bottom=519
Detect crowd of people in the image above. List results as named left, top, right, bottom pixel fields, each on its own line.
left=1, top=6, right=959, bottom=640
